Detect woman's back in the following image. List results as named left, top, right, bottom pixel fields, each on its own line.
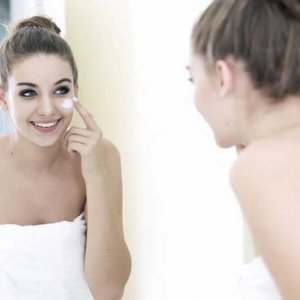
left=230, top=124, right=300, bottom=299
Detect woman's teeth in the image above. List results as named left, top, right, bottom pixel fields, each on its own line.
left=31, top=120, right=60, bottom=128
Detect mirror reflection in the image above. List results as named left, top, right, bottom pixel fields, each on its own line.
left=0, top=1, right=131, bottom=299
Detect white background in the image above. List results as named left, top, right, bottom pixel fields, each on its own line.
left=129, top=0, right=244, bottom=298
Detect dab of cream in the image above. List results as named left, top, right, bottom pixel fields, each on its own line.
left=61, top=98, right=74, bottom=109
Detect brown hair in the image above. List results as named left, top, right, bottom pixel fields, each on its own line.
left=191, top=0, right=300, bottom=100
left=0, top=16, right=78, bottom=90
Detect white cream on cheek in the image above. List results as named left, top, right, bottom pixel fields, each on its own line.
left=59, top=96, right=78, bottom=110
left=60, top=98, right=74, bottom=109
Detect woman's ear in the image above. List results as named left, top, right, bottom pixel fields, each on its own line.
left=215, top=60, right=234, bottom=97
left=0, top=86, right=8, bottom=111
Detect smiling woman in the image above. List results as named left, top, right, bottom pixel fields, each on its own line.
left=0, top=15, right=131, bottom=299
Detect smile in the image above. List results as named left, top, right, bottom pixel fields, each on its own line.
left=31, top=120, right=60, bottom=128
left=30, top=119, right=61, bottom=128
left=30, top=119, right=62, bottom=133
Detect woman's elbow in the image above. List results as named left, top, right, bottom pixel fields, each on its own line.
left=92, top=285, right=125, bottom=300
left=93, top=260, right=132, bottom=300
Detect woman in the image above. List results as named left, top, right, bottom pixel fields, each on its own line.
left=0, top=16, right=131, bottom=299
left=188, top=0, right=300, bottom=299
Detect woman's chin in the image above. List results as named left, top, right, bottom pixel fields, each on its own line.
left=214, top=134, right=235, bottom=149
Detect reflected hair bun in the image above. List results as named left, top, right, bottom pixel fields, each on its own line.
left=12, top=16, right=61, bottom=35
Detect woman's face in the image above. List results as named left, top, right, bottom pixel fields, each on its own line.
left=4, top=54, right=76, bottom=147
left=188, top=55, right=219, bottom=124
left=188, top=54, right=240, bottom=148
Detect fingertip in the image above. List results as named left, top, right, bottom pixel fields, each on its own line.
left=71, top=96, right=79, bottom=103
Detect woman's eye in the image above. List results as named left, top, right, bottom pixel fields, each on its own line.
left=19, top=89, right=37, bottom=97
left=188, top=77, right=194, bottom=83
left=55, top=86, right=70, bottom=95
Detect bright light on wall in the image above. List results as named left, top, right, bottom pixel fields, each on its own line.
left=129, top=0, right=244, bottom=299
left=10, top=0, right=65, bottom=34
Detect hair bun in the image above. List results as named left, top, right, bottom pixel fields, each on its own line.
left=13, top=16, right=61, bottom=34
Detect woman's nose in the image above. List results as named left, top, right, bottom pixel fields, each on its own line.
left=37, top=97, right=55, bottom=116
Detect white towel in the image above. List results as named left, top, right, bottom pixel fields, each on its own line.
left=0, top=212, right=94, bottom=300
left=237, top=256, right=282, bottom=300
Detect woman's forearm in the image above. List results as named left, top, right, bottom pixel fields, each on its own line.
left=84, top=170, right=131, bottom=299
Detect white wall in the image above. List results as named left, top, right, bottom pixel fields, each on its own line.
left=10, top=0, right=65, bottom=34
left=129, top=0, right=244, bottom=298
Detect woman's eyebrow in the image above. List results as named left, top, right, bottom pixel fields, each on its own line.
left=17, top=82, right=37, bottom=87
left=54, top=78, right=72, bottom=85
left=16, top=78, right=72, bottom=88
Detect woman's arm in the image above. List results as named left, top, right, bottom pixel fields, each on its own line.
left=83, top=140, right=131, bottom=300
left=64, top=99, right=131, bottom=300
left=230, top=143, right=300, bottom=300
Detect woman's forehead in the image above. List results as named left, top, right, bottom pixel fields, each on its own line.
left=10, top=54, right=73, bottom=85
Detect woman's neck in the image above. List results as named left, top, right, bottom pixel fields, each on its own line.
left=7, top=133, right=68, bottom=174
left=240, top=95, right=300, bottom=147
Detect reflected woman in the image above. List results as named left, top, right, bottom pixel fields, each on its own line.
left=188, top=0, right=300, bottom=299
left=0, top=16, right=131, bottom=299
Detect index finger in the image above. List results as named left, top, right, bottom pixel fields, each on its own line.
left=72, top=97, right=100, bottom=131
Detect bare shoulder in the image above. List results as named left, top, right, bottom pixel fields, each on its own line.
left=103, top=139, right=121, bottom=162
left=229, top=137, right=300, bottom=298
left=229, top=136, right=300, bottom=250
left=230, top=138, right=300, bottom=194
left=102, top=139, right=122, bottom=177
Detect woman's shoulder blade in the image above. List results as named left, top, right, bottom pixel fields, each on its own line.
left=230, top=137, right=300, bottom=202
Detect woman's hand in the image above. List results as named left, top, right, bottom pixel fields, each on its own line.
left=63, top=100, right=131, bottom=297
left=63, top=99, right=106, bottom=178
